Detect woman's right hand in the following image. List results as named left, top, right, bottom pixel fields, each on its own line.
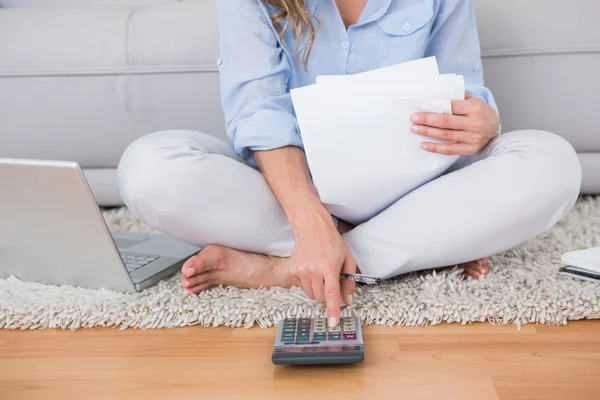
left=253, top=146, right=356, bottom=328
left=288, top=212, right=356, bottom=328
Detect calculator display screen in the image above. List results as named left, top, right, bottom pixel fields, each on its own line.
left=275, top=346, right=363, bottom=353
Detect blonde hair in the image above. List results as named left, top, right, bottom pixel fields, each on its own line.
left=263, top=0, right=318, bottom=67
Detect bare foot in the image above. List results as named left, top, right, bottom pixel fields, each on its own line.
left=180, top=245, right=295, bottom=294
left=460, top=257, right=490, bottom=279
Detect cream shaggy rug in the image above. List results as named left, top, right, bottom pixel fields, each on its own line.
left=1, top=197, right=600, bottom=330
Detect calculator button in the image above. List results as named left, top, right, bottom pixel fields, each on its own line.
left=297, top=335, right=310, bottom=342
left=328, top=325, right=341, bottom=333
left=343, top=333, right=357, bottom=340
left=313, top=334, right=326, bottom=341
left=281, top=335, right=295, bottom=342
left=313, top=326, right=326, bottom=333
left=298, top=318, right=311, bottom=324
left=328, top=334, right=342, bottom=341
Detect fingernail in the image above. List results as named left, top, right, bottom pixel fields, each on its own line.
left=421, top=143, right=429, bottom=150
left=328, top=317, right=337, bottom=328
left=410, top=114, right=419, bottom=122
left=183, top=281, right=189, bottom=288
left=410, top=125, right=420, bottom=133
left=480, top=269, right=486, bottom=274
left=187, top=268, right=194, bottom=278
left=348, top=295, right=353, bottom=305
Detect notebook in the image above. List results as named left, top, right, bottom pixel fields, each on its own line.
left=560, top=247, right=600, bottom=283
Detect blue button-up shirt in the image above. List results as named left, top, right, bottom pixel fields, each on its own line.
left=216, top=0, right=498, bottom=165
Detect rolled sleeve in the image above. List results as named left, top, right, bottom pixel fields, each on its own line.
left=216, top=0, right=302, bottom=166
left=426, top=0, right=500, bottom=122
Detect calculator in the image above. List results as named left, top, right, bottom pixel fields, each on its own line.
left=272, top=317, right=365, bottom=365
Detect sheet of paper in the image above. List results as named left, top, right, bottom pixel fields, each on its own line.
left=316, top=56, right=439, bottom=85
left=291, top=57, right=464, bottom=224
left=316, top=75, right=465, bottom=103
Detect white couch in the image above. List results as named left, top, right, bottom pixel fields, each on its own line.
left=1, top=0, right=599, bottom=205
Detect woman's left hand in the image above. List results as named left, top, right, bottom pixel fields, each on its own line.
left=410, top=93, right=500, bottom=156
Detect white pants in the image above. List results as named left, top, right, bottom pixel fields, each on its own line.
left=117, top=130, right=582, bottom=279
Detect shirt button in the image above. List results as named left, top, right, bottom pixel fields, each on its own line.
left=404, top=22, right=412, bottom=32
left=342, top=41, right=349, bottom=50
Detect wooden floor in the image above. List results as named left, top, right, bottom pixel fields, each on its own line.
left=1, top=320, right=600, bottom=400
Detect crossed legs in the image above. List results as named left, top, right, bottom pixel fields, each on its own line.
left=118, top=129, right=581, bottom=292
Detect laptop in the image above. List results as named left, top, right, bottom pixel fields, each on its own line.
left=0, top=158, right=200, bottom=293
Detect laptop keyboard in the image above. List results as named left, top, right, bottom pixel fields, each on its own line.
left=120, top=252, right=161, bottom=273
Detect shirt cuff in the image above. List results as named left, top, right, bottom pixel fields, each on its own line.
left=233, top=110, right=304, bottom=166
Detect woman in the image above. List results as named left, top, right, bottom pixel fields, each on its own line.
left=118, top=0, right=581, bottom=328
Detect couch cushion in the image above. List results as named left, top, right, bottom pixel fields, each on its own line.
left=476, top=0, right=600, bottom=56
left=0, top=3, right=218, bottom=71
left=0, top=1, right=225, bottom=169
left=0, top=0, right=180, bottom=8
left=475, top=0, right=600, bottom=152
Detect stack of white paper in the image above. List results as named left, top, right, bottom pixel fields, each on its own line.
left=290, top=57, right=465, bottom=224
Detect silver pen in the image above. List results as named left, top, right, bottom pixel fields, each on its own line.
left=339, top=272, right=382, bottom=285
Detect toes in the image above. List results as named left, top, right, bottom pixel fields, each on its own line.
left=187, top=283, right=213, bottom=295
left=182, top=245, right=225, bottom=278
left=182, top=271, right=218, bottom=289
left=476, top=258, right=490, bottom=275
left=463, top=262, right=491, bottom=279
left=181, top=255, right=197, bottom=277
left=461, top=258, right=491, bottom=279
left=463, top=266, right=481, bottom=279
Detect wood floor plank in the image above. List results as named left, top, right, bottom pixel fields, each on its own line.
left=534, top=320, right=600, bottom=333
left=364, top=323, right=537, bottom=335
left=0, top=321, right=599, bottom=399
left=493, top=373, right=600, bottom=400
left=0, top=326, right=233, bottom=339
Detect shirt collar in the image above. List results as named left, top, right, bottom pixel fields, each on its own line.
left=356, top=0, right=395, bottom=26
left=308, top=0, right=394, bottom=27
